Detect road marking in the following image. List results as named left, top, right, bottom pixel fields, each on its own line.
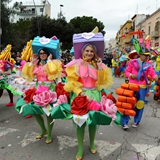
left=20, top=131, right=39, bottom=147
left=0, top=127, right=19, bottom=137
left=57, top=135, right=121, bottom=159
left=57, top=135, right=78, bottom=151
left=95, top=140, right=121, bottom=159
left=132, top=144, right=160, bottom=160
left=1, top=127, right=160, bottom=159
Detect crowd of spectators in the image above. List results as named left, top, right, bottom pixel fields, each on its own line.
left=3, top=49, right=113, bottom=68
left=102, top=53, right=113, bottom=68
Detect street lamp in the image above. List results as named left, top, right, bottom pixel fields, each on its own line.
left=60, top=4, right=64, bottom=19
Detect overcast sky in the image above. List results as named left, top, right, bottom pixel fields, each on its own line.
left=11, top=0, right=159, bottom=40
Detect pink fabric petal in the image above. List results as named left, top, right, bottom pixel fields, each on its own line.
left=36, top=85, right=49, bottom=94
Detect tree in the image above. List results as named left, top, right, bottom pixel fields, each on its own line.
left=29, top=16, right=74, bottom=50
left=1, top=0, right=12, bottom=48
left=10, top=19, right=31, bottom=51
left=69, top=16, right=106, bottom=35
left=1, top=0, right=22, bottom=49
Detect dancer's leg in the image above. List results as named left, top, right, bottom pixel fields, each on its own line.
left=0, top=89, right=4, bottom=98
left=76, top=123, right=86, bottom=158
left=46, top=115, right=54, bottom=143
left=6, top=89, right=13, bottom=103
left=34, top=114, right=47, bottom=138
left=89, top=125, right=97, bottom=152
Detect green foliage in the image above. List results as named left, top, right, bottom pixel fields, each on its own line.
left=10, top=19, right=31, bottom=51
left=1, top=1, right=106, bottom=52
left=29, top=15, right=74, bottom=50
left=1, top=0, right=11, bottom=48
left=1, top=0, right=22, bottom=49
left=69, top=16, right=106, bottom=35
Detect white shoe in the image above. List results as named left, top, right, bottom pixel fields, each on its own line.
left=122, top=125, right=129, bottom=130
left=132, top=123, right=138, bottom=128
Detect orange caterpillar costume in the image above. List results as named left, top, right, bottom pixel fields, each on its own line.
left=116, top=83, right=140, bottom=116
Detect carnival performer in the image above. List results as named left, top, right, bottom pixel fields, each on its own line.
left=15, top=47, right=62, bottom=144
left=122, top=48, right=158, bottom=129
left=111, top=55, right=118, bottom=77
left=119, top=53, right=128, bottom=77
left=62, top=32, right=121, bottom=160
left=0, top=44, right=16, bottom=107
left=128, top=50, right=139, bottom=60
left=0, top=60, right=15, bottom=106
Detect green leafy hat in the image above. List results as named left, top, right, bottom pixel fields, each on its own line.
left=133, top=38, right=150, bottom=55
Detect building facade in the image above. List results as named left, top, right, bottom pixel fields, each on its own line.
left=10, top=0, right=51, bottom=23
left=136, top=8, right=160, bottom=48
left=115, top=20, right=133, bottom=52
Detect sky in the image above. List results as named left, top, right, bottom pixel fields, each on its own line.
left=10, top=0, right=159, bottom=40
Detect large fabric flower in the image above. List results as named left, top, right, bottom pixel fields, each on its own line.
left=36, top=84, right=49, bottom=94
left=53, top=94, right=68, bottom=108
left=102, top=92, right=117, bottom=104
left=71, top=96, right=90, bottom=115
left=88, top=100, right=101, bottom=111
left=56, top=82, right=70, bottom=99
left=23, top=87, right=37, bottom=104
left=33, top=90, right=57, bottom=107
left=100, top=95, right=117, bottom=120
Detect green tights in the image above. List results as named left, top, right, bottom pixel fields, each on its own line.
left=76, top=123, right=97, bottom=157
left=34, top=114, right=54, bottom=141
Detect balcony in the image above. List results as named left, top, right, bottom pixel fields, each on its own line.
left=151, top=31, right=160, bottom=38
left=19, top=10, right=36, bottom=15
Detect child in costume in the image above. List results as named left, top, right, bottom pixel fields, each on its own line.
left=15, top=37, right=62, bottom=144
left=63, top=32, right=121, bottom=160
left=122, top=47, right=158, bottom=129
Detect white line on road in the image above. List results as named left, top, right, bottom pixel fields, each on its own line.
left=95, top=140, right=121, bottom=159
left=57, top=135, right=121, bottom=159
left=132, top=144, right=160, bottom=160
left=20, top=131, right=39, bottom=147
left=0, top=127, right=19, bottom=137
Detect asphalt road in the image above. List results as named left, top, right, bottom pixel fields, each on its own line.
left=0, top=77, right=160, bottom=160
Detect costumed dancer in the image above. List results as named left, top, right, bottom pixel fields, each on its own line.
left=62, top=32, right=121, bottom=160
left=119, top=53, right=128, bottom=77
left=0, top=44, right=16, bottom=106
left=8, top=40, right=34, bottom=118
left=15, top=36, right=62, bottom=144
left=8, top=40, right=34, bottom=96
left=150, top=48, right=160, bottom=100
left=122, top=38, right=158, bottom=129
left=125, top=50, right=139, bottom=84
left=111, top=52, right=118, bottom=77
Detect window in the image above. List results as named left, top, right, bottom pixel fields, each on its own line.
left=32, top=8, right=35, bottom=14
left=148, top=26, right=151, bottom=35
left=40, top=8, right=43, bottom=12
left=155, top=21, right=159, bottom=31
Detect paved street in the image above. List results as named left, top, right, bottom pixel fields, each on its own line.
left=0, top=77, right=160, bottom=160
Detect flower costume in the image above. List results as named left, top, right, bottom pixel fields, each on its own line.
left=15, top=36, right=62, bottom=144
left=50, top=32, right=122, bottom=159
left=0, top=44, right=17, bottom=107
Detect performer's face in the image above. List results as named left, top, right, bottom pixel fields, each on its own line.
left=83, top=46, right=95, bottom=60
left=140, top=54, right=148, bottom=62
left=39, top=50, right=48, bottom=60
left=133, top=55, right=139, bottom=59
